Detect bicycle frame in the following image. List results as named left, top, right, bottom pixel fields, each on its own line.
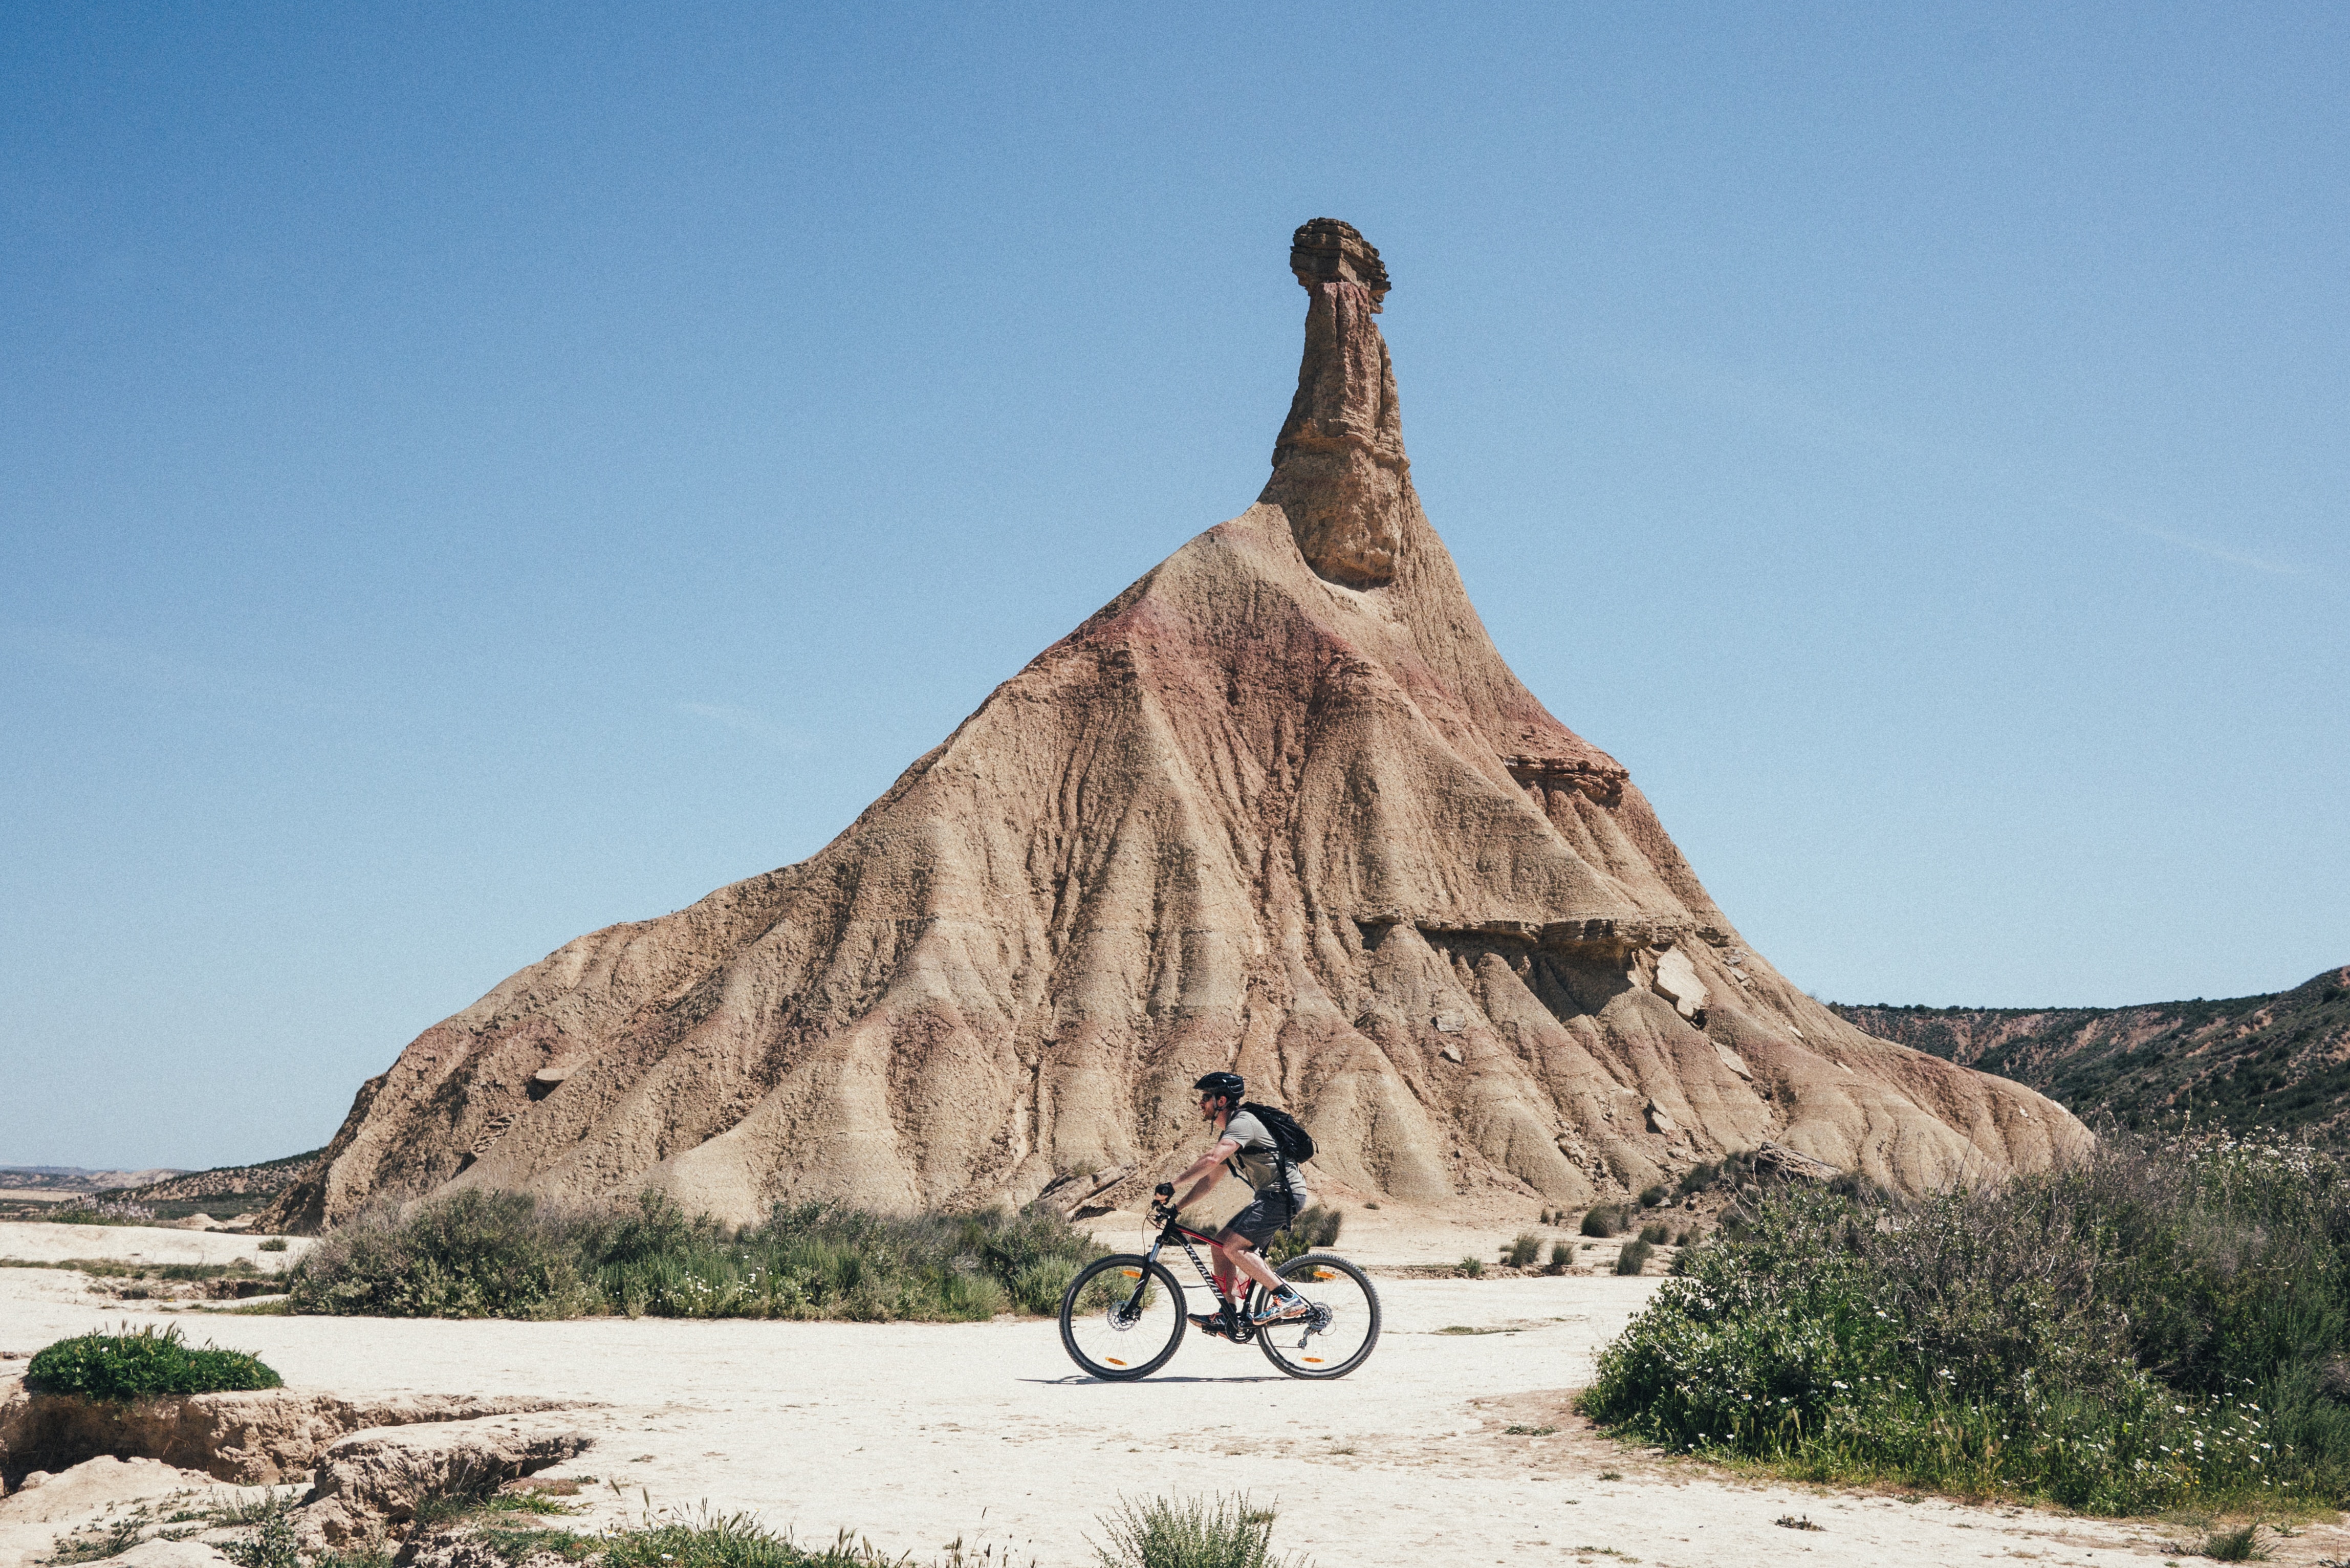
left=1125, top=1206, right=1268, bottom=1341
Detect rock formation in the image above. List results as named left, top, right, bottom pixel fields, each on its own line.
left=0, top=1374, right=578, bottom=1486
left=266, top=220, right=2084, bottom=1233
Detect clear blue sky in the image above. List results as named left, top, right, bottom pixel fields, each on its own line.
left=4, top=5, right=2344, bottom=1170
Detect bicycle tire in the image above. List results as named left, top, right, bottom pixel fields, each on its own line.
left=1256, top=1252, right=1381, bottom=1379
left=1058, top=1253, right=1187, bottom=1380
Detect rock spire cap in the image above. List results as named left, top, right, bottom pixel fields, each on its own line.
left=1290, top=219, right=1390, bottom=312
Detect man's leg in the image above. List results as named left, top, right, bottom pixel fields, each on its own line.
left=1210, top=1246, right=1241, bottom=1303
left=1183, top=1244, right=1244, bottom=1337
left=1217, top=1230, right=1287, bottom=1295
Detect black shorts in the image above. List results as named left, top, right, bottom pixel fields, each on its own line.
left=1224, top=1189, right=1305, bottom=1247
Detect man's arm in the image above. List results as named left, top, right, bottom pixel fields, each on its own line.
left=1171, top=1138, right=1241, bottom=1212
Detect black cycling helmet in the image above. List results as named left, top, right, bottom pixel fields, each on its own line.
left=1192, top=1071, right=1245, bottom=1101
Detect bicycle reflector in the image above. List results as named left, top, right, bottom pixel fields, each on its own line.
left=1314, top=1268, right=1339, bottom=1280
left=1120, top=1268, right=1141, bottom=1277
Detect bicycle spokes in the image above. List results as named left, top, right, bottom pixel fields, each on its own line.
left=1258, top=1254, right=1381, bottom=1378
left=1059, top=1255, right=1185, bottom=1379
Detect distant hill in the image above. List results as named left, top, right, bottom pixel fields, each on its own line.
left=0, top=1151, right=325, bottom=1225
left=97, top=1149, right=326, bottom=1221
left=0, top=1166, right=183, bottom=1193
left=1833, top=966, right=2350, bottom=1139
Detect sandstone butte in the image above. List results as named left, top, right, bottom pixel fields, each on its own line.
left=266, top=221, right=2086, bottom=1234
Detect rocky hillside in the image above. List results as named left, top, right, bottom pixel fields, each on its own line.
left=1834, top=966, right=2350, bottom=1139
left=95, top=1149, right=325, bottom=1221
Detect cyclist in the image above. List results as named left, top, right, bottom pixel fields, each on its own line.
left=1156, top=1070, right=1311, bottom=1338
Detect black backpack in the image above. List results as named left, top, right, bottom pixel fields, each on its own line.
left=1240, top=1102, right=1315, bottom=1166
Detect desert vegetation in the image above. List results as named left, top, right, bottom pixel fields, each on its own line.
left=1263, top=1203, right=1342, bottom=1264
left=1579, top=1205, right=1627, bottom=1238
left=283, top=1190, right=1104, bottom=1322
left=26, top=1199, right=159, bottom=1227
left=27, top=1323, right=282, bottom=1399
left=1585, top=1133, right=2350, bottom=1512
left=1087, top=1493, right=1295, bottom=1568
left=202, top=1488, right=1297, bottom=1568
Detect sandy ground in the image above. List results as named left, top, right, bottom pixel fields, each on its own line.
left=9, top=1224, right=2348, bottom=1567
left=0, top=1223, right=311, bottom=1269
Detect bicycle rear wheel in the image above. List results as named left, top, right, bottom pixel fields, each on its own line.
left=1256, top=1252, right=1381, bottom=1379
left=1058, top=1254, right=1186, bottom=1380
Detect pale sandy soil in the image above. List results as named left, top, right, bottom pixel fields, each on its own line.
left=9, top=1226, right=2346, bottom=1567
left=0, top=1224, right=311, bottom=1270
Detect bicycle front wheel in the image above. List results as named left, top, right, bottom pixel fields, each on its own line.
left=1058, top=1254, right=1186, bottom=1381
left=1257, top=1252, right=1381, bottom=1379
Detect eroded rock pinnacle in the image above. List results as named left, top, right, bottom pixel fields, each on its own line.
left=1265, top=219, right=1408, bottom=590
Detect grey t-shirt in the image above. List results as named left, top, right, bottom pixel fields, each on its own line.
left=1221, top=1110, right=1309, bottom=1205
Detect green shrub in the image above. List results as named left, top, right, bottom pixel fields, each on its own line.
left=1456, top=1256, right=1485, bottom=1278
left=288, top=1189, right=1104, bottom=1324
left=27, top=1324, right=282, bottom=1399
left=1505, top=1233, right=1541, bottom=1268
left=1089, top=1493, right=1296, bottom=1568
left=1581, top=1205, right=1625, bottom=1237
left=257, top=1237, right=289, bottom=1253
left=1639, top=1185, right=1667, bottom=1209
left=1677, top=1161, right=1721, bottom=1196
left=1264, top=1205, right=1342, bottom=1265
left=1550, top=1239, right=1572, bottom=1270
left=286, top=1189, right=588, bottom=1319
left=1639, top=1221, right=1669, bottom=1245
left=1614, top=1239, right=1653, bottom=1276
left=221, top=1494, right=302, bottom=1568
left=1583, top=1134, right=2350, bottom=1514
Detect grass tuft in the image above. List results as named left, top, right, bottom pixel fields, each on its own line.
left=2199, top=1522, right=2266, bottom=1561
left=1087, top=1493, right=1298, bottom=1568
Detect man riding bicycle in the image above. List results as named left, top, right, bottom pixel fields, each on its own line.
left=1155, top=1071, right=1312, bottom=1338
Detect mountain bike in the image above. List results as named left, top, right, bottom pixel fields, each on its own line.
left=1057, top=1197, right=1381, bottom=1381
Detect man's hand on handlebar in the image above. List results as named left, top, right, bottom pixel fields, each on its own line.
left=1150, top=1182, right=1178, bottom=1222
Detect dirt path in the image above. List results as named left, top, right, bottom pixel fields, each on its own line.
left=10, top=1236, right=2344, bottom=1567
